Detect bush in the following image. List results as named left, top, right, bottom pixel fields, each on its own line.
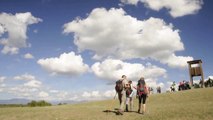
left=27, top=100, right=51, bottom=107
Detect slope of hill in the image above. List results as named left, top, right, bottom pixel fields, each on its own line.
left=0, top=88, right=212, bottom=120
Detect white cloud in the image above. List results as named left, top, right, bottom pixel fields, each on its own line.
left=120, top=0, right=139, bottom=5
left=14, top=73, right=36, bottom=81
left=8, top=86, right=39, bottom=98
left=103, top=90, right=116, bottom=98
left=55, top=91, right=69, bottom=100
left=24, top=80, right=42, bottom=88
left=146, top=78, right=164, bottom=88
left=82, top=91, right=92, bottom=98
left=0, top=12, right=42, bottom=54
left=38, top=91, right=49, bottom=98
left=14, top=73, right=42, bottom=88
left=91, top=59, right=166, bottom=81
left=24, top=53, right=34, bottom=59
left=0, top=84, right=6, bottom=87
left=1, top=46, right=19, bottom=55
left=50, top=90, right=59, bottom=93
left=81, top=90, right=115, bottom=100
left=120, top=0, right=203, bottom=18
left=37, top=51, right=89, bottom=76
left=82, top=91, right=100, bottom=98
left=0, top=76, right=6, bottom=83
left=63, top=8, right=193, bottom=69
left=0, top=76, right=6, bottom=92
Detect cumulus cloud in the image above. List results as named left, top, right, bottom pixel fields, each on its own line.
left=14, top=73, right=42, bottom=88
left=24, top=53, right=34, bottom=59
left=14, top=73, right=36, bottom=81
left=24, top=80, right=42, bottom=88
left=38, top=91, right=49, bottom=98
left=91, top=59, right=166, bottom=89
left=81, top=90, right=116, bottom=100
left=9, top=86, right=38, bottom=97
left=0, top=12, right=42, bottom=54
left=37, top=51, right=89, bottom=76
left=103, top=90, right=116, bottom=98
left=63, top=8, right=193, bottom=69
left=120, top=0, right=139, bottom=5
left=0, top=76, right=6, bottom=83
left=91, top=59, right=167, bottom=89
left=0, top=76, right=6, bottom=92
left=120, top=0, right=203, bottom=17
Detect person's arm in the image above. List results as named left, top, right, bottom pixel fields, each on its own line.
left=145, top=85, right=149, bottom=96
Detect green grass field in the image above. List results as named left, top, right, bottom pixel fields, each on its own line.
left=0, top=88, right=213, bottom=120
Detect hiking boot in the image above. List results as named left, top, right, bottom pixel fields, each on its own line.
left=125, top=105, right=129, bottom=112
left=137, top=109, right=140, bottom=113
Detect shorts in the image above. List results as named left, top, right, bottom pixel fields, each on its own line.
left=139, top=94, right=147, bottom=104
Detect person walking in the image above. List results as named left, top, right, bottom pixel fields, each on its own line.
left=170, top=81, right=176, bottom=92
left=117, top=75, right=129, bottom=114
left=137, top=77, right=148, bottom=114
left=125, top=80, right=136, bottom=112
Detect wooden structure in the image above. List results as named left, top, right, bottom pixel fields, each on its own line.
left=187, top=60, right=204, bottom=87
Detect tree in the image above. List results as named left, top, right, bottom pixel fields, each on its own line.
left=27, top=100, right=52, bottom=107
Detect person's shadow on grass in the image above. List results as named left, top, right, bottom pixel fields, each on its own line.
left=103, top=108, right=122, bottom=115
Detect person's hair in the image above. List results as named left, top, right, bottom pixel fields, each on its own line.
left=140, top=77, right=146, bottom=85
left=121, top=75, right=126, bottom=78
left=128, top=80, right=132, bottom=84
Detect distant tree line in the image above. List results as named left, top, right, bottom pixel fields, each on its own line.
left=58, top=103, right=67, bottom=105
left=27, top=100, right=52, bottom=107
left=0, top=100, right=52, bottom=108
left=0, top=104, right=26, bottom=108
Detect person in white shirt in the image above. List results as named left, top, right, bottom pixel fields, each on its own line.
left=118, top=75, right=128, bottom=114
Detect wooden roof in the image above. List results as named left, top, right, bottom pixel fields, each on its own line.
left=187, top=59, right=202, bottom=64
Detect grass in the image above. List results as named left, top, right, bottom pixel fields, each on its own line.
left=0, top=88, right=213, bottom=120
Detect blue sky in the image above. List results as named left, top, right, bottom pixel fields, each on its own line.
left=0, top=0, right=212, bottom=101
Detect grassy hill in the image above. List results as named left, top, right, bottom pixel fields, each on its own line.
left=0, top=88, right=213, bottom=120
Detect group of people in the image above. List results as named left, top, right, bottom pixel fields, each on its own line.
left=115, top=75, right=149, bottom=115
left=170, top=80, right=191, bottom=92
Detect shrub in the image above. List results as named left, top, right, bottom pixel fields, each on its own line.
left=27, top=100, right=51, bottom=107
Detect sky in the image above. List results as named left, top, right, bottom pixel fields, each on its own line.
left=0, top=0, right=212, bottom=101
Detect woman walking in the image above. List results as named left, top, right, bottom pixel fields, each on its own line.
left=137, top=77, right=148, bottom=114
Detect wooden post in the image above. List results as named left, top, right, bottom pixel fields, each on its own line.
left=187, top=60, right=204, bottom=88
left=188, top=63, right=193, bottom=86
left=199, top=61, right=204, bottom=88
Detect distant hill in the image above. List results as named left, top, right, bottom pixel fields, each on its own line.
left=0, top=98, right=87, bottom=105
left=0, top=98, right=31, bottom=104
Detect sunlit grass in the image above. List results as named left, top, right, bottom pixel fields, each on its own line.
left=0, top=88, right=212, bottom=120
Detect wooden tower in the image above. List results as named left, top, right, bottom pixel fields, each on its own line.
left=187, top=60, right=204, bottom=87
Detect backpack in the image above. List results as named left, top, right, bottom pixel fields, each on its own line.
left=115, top=80, right=123, bottom=93
left=137, top=80, right=148, bottom=95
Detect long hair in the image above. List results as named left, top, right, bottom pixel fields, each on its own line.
left=139, top=77, right=146, bottom=85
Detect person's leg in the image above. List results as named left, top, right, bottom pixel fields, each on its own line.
left=129, top=97, right=133, bottom=111
left=138, top=96, right=142, bottom=113
left=142, top=94, right=147, bottom=114
left=119, top=90, right=126, bottom=112
left=142, top=104, right=146, bottom=113
left=125, top=97, right=129, bottom=112
left=118, top=93, right=122, bottom=105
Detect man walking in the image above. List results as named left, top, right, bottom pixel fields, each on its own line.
left=118, top=75, right=128, bottom=114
